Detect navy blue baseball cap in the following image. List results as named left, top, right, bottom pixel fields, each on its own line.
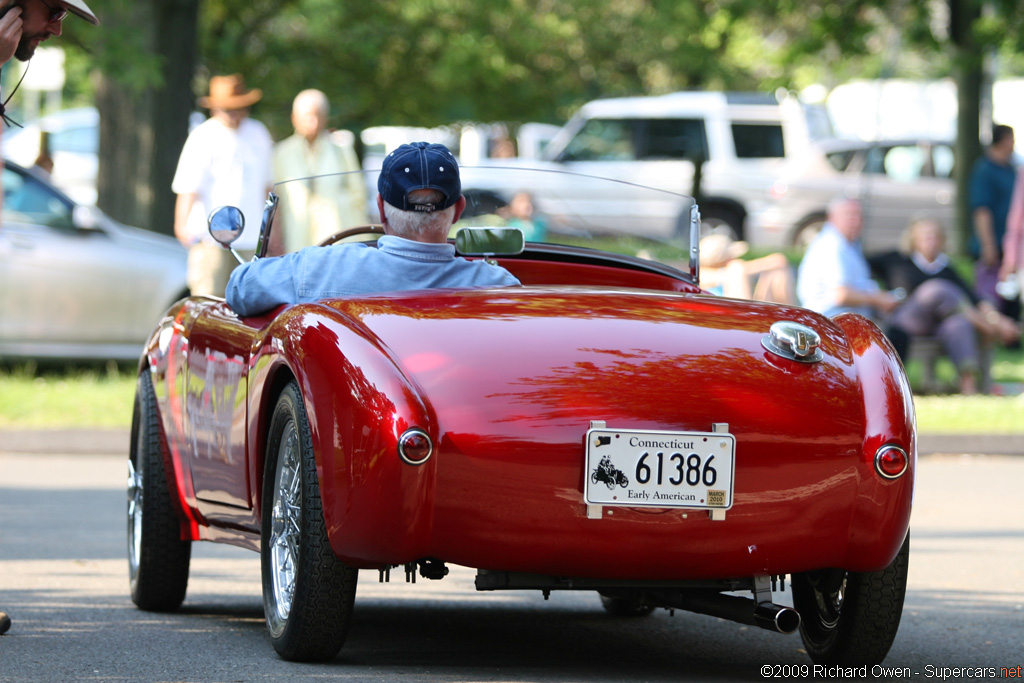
left=378, top=142, right=461, bottom=213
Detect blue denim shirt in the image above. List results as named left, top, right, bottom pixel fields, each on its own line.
left=225, top=235, right=521, bottom=316
left=797, top=223, right=878, bottom=318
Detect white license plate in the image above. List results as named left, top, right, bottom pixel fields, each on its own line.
left=584, top=427, right=735, bottom=509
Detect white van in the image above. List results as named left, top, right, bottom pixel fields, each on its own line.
left=462, top=91, right=830, bottom=242
left=541, top=91, right=829, bottom=239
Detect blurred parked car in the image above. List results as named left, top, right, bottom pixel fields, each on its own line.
left=0, top=160, right=188, bottom=362
left=3, top=107, right=205, bottom=206
left=745, top=138, right=956, bottom=251
left=3, top=107, right=99, bottom=205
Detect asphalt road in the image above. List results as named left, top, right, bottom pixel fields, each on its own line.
left=0, top=439, right=1021, bottom=682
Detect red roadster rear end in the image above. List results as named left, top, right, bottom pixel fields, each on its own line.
left=127, top=169, right=913, bottom=666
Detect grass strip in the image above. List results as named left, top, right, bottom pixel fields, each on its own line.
left=0, top=363, right=135, bottom=429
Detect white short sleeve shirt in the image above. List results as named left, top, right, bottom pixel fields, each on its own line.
left=172, top=117, right=274, bottom=250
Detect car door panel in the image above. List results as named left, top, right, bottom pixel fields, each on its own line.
left=184, top=304, right=254, bottom=514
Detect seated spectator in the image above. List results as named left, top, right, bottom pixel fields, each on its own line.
left=498, top=191, right=547, bottom=242
left=797, top=197, right=901, bottom=319
left=699, top=234, right=795, bottom=304
left=870, top=216, right=1020, bottom=394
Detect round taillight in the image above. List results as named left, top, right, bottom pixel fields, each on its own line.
left=875, top=445, right=908, bottom=479
left=398, top=429, right=433, bottom=465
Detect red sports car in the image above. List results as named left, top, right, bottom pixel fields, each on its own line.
left=127, top=168, right=914, bottom=664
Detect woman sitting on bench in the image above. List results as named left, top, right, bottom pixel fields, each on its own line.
left=870, top=217, right=1020, bottom=394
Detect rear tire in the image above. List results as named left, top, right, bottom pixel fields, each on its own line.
left=792, top=532, right=909, bottom=666
left=676, top=204, right=743, bottom=242
left=700, top=206, right=744, bottom=242
left=261, top=382, right=358, bottom=662
left=128, top=371, right=191, bottom=611
left=792, top=215, right=826, bottom=250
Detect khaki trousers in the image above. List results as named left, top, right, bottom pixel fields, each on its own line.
left=187, top=242, right=256, bottom=297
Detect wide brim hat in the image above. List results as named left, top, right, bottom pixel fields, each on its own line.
left=699, top=233, right=748, bottom=267
left=198, top=74, right=263, bottom=110
left=65, top=0, right=100, bottom=25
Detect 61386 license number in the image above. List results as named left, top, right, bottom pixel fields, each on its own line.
left=584, top=428, right=735, bottom=509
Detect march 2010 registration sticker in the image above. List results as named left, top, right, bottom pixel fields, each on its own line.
left=584, top=427, right=735, bottom=509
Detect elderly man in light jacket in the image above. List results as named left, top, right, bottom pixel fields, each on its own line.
left=274, top=89, right=368, bottom=254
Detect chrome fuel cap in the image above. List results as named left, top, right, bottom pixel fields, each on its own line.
left=762, top=321, right=823, bottom=363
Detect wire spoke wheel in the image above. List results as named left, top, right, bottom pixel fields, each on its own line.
left=267, top=422, right=303, bottom=624
left=261, top=381, right=358, bottom=662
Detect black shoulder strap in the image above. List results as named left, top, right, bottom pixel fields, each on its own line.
left=1, top=61, right=30, bottom=128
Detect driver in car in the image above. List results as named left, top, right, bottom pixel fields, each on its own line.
left=225, top=142, right=520, bottom=317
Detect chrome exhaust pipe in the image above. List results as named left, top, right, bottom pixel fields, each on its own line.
left=652, top=591, right=801, bottom=634
left=753, top=601, right=802, bottom=634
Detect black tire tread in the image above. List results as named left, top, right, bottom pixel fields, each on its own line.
left=700, top=206, right=744, bottom=241
left=130, top=371, right=191, bottom=611
left=794, top=532, right=909, bottom=666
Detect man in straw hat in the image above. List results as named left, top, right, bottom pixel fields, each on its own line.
left=0, top=0, right=98, bottom=639
left=172, top=74, right=274, bottom=296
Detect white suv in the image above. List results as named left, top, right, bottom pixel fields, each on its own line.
left=470, top=91, right=828, bottom=241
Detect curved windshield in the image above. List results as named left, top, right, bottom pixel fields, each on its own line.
left=270, top=166, right=696, bottom=268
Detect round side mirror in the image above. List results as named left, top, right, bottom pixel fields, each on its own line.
left=208, top=206, right=245, bottom=246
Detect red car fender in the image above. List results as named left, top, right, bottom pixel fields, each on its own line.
left=140, top=300, right=204, bottom=541
left=833, top=312, right=915, bottom=570
left=245, top=304, right=439, bottom=567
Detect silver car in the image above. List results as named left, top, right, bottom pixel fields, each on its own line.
left=0, top=161, right=188, bottom=361
left=744, top=138, right=956, bottom=251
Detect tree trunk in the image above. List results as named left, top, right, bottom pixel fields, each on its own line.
left=950, top=0, right=983, bottom=256
left=95, top=0, right=199, bottom=237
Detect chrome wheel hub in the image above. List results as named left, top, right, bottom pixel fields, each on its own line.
left=268, top=422, right=302, bottom=622
left=127, top=458, right=143, bottom=577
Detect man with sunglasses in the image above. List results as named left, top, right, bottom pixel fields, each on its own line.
left=0, top=0, right=98, bottom=65
left=0, top=0, right=97, bottom=639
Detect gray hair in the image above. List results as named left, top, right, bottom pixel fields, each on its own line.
left=383, top=189, right=455, bottom=240
left=827, top=195, right=860, bottom=216
left=292, top=89, right=329, bottom=116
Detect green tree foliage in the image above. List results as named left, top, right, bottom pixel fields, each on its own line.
left=53, top=0, right=1024, bottom=135
left=193, top=0, right=1024, bottom=136
left=197, top=0, right=813, bottom=138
